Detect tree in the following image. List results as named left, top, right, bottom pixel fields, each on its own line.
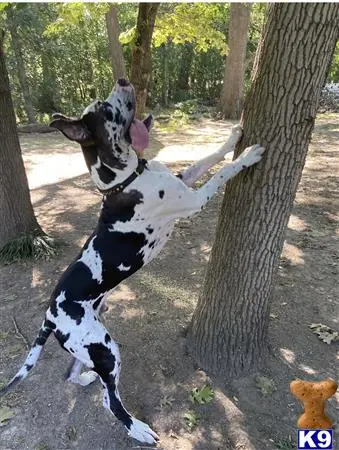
left=0, top=30, right=56, bottom=262
left=219, top=3, right=252, bottom=119
left=106, top=5, right=126, bottom=81
left=130, top=3, right=159, bottom=118
left=176, top=43, right=194, bottom=100
left=0, top=30, right=41, bottom=247
left=187, top=3, right=339, bottom=376
left=6, top=5, right=36, bottom=123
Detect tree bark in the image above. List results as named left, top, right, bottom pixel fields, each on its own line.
left=161, top=42, right=169, bottom=107
left=0, top=30, right=41, bottom=250
left=130, top=3, right=160, bottom=119
left=106, top=5, right=127, bottom=82
left=219, top=3, right=252, bottom=120
left=176, top=43, right=194, bottom=101
left=6, top=6, right=36, bottom=124
left=188, top=4, right=339, bottom=376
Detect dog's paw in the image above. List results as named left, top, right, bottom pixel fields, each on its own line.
left=240, top=144, right=265, bottom=168
left=225, top=124, right=243, bottom=150
left=69, top=370, right=98, bottom=386
left=128, top=418, right=159, bottom=444
left=231, top=124, right=243, bottom=138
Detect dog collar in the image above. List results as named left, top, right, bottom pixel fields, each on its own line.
left=100, top=159, right=148, bottom=196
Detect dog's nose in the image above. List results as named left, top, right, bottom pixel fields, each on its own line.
left=117, top=78, right=130, bottom=87
left=115, top=78, right=133, bottom=93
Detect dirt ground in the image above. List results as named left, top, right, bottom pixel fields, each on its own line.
left=0, top=115, right=338, bottom=450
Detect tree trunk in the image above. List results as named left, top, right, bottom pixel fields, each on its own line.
left=7, top=6, right=36, bottom=124
left=219, top=3, right=252, bottom=120
left=106, top=5, right=126, bottom=82
left=0, top=30, right=41, bottom=250
left=161, top=42, right=169, bottom=107
left=188, top=3, right=339, bottom=376
left=39, top=50, right=60, bottom=113
left=176, top=43, right=194, bottom=101
left=130, top=3, right=160, bottom=119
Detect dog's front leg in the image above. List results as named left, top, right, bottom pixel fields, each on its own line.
left=66, top=358, right=98, bottom=386
left=173, top=144, right=265, bottom=218
left=179, top=124, right=243, bottom=187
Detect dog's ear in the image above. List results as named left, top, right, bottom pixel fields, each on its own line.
left=51, top=113, right=72, bottom=121
left=143, top=114, right=153, bottom=132
left=50, top=118, right=92, bottom=143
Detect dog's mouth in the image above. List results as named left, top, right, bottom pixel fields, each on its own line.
left=106, top=79, right=150, bottom=155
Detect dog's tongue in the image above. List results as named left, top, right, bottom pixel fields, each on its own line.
left=129, top=119, right=149, bottom=153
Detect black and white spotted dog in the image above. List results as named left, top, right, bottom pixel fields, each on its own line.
left=1, top=79, right=264, bottom=444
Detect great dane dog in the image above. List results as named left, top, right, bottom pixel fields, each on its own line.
left=1, top=79, right=264, bottom=444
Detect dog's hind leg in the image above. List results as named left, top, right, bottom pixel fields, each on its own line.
left=66, top=358, right=98, bottom=386
left=83, top=334, right=158, bottom=444
left=102, top=375, right=159, bottom=444
left=178, top=124, right=243, bottom=187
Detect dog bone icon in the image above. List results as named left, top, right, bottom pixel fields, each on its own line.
left=290, top=379, right=337, bottom=429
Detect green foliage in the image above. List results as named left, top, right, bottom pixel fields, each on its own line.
left=275, top=436, right=295, bottom=450
left=189, top=385, right=215, bottom=405
left=255, top=376, right=277, bottom=396
left=0, top=3, right=9, bottom=12
left=329, top=41, right=339, bottom=81
left=184, top=410, right=199, bottom=430
left=0, top=233, right=62, bottom=264
left=154, top=3, right=228, bottom=53
left=2, top=3, right=267, bottom=121
left=119, top=25, right=136, bottom=45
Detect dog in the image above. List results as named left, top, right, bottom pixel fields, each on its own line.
left=1, top=79, right=265, bottom=444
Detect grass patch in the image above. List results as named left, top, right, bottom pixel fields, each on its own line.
left=275, top=436, right=295, bottom=449
left=0, top=233, right=64, bottom=265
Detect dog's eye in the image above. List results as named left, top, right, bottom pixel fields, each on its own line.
left=102, top=103, right=113, bottom=122
left=105, top=109, right=113, bottom=121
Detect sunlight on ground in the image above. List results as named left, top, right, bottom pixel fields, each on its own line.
left=281, top=242, right=305, bottom=265
left=298, top=364, right=317, bottom=375
left=108, top=284, right=137, bottom=302
left=25, top=152, right=87, bottom=190
left=288, top=214, right=308, bottom=232
left=280, top=347, right=296, bottom=364
left=31, top=267, right=43, bottom=288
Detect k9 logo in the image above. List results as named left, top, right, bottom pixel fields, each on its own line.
left=298, top=430, right=333, bottom=449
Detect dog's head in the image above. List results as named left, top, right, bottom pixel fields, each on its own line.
left=50, top=79, right=152, bottom=190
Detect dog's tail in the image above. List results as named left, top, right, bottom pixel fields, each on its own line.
left=0, top=318, right=54, bottom=396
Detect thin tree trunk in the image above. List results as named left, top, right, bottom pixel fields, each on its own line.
left=130, top=3, right=160, bottom=119
left=40, top=50, right=60, bottom=113
left=161, top=42, right=169, bottom=107
left=188, top=3, right=339, bottom=376
left=0, top=30, right=42, bottom=249
left=176, top=43, right=194, bottom=101
left=106, top=5, right=126, bottom=82
left=220, top=4, right=252, bottom=120
left=6, top=6, right=36, bottom=124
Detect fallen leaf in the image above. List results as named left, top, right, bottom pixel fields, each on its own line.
left=189, top=385, right=214, bottom=405
left=255, top=376, right=277, bottom=396
left=0, top=406, right=14, bottom=426
left=309, top=323, right=338, bottom=344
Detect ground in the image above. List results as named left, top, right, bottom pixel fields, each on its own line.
left=0, top=115, right=338, bottom=450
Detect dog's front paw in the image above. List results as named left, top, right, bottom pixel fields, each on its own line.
left=128, top=418, right=159, bottom=444
left=231, top=124, right=243, bottom=138
left=226, top=124, right=243, bottom=150
left=240, top=144, right=265, bottom=168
